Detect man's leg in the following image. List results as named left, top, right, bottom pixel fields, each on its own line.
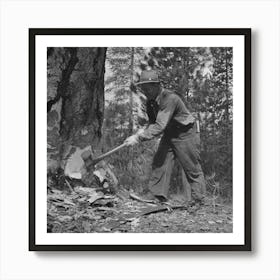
left=148, top=137, right=175, bottom=200
left=172, top=130, right=206, bottom=203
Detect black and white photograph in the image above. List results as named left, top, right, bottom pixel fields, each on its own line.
left=4, top=0, right=280, bottom=278
left=30, top=29, right=251, bottom=250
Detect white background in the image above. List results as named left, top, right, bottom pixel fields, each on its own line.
left=0, top=0, right=279, bottom=279
left=35, top=35, right=244, bottom=246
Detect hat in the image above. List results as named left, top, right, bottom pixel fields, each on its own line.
left=135, top=70, right=160, bottom=85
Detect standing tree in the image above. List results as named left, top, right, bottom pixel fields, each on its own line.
left=102, top=47, right=156, bottom=190
left=103, top=47, right=147, bottom=143
left=47, top=47, right=107, bottom=173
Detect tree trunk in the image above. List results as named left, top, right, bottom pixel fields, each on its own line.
left=129, top=47, right=135, bottom=134
left=225, top=48, right=230, bottom=150
left=47, top=47, right=107, bottom=173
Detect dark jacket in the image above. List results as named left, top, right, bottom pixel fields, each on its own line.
left=139, top=88, right=195, bottom=141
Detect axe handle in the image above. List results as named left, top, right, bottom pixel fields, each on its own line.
left=91, top=142, right=127, bottom=165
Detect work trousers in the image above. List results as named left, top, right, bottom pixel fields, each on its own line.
left=149, top=122, right=206, bottom=201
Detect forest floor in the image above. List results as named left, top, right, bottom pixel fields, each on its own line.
left=47, top=186, right=233, bottom=233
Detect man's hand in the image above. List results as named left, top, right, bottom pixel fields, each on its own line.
left=135, top=128, right=145, bottom=137
left=124, top=134, right=139, bottom=146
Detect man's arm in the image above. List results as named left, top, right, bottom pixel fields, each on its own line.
left=138, top=94, right=177, bottom=141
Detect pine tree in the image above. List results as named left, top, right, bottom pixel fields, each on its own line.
left=47, top=47, right=107, bottom=172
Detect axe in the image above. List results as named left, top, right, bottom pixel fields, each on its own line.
left=81, top=142, right=127, bottom=169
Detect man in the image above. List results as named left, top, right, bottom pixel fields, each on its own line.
left=125, top=70, right=206, bottom=205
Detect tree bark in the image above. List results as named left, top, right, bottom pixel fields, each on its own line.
left=47, top=47, right=107, bottom=172
left=129, top=47, right=135, bottom=134
left=225, top=48, right=230, bottom=123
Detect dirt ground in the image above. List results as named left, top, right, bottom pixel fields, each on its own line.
left=47, top=187, right=233, bottom=233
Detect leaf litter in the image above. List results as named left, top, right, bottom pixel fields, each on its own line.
left=47, top=185, right=232, bottom=233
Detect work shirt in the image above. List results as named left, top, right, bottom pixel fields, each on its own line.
left=139, top=88, right=195, bottom=141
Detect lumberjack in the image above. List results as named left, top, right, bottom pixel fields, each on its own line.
left=124, top=70, right=206, bottom=205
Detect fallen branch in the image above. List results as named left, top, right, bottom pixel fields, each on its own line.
left=141, top=204, right=187, bottom=216
left=129, top=192, right=157, bottom=204
left=108, top=204, right=188, bottom=231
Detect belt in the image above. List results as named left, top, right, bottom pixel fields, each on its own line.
left=172, top=120, right=201, bottom=133
left=173, top=121, right=194, bottom=130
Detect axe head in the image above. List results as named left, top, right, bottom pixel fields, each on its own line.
left=81, top=150, right=103, bottom=169
left=81, top=150, right=95, bottom=169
